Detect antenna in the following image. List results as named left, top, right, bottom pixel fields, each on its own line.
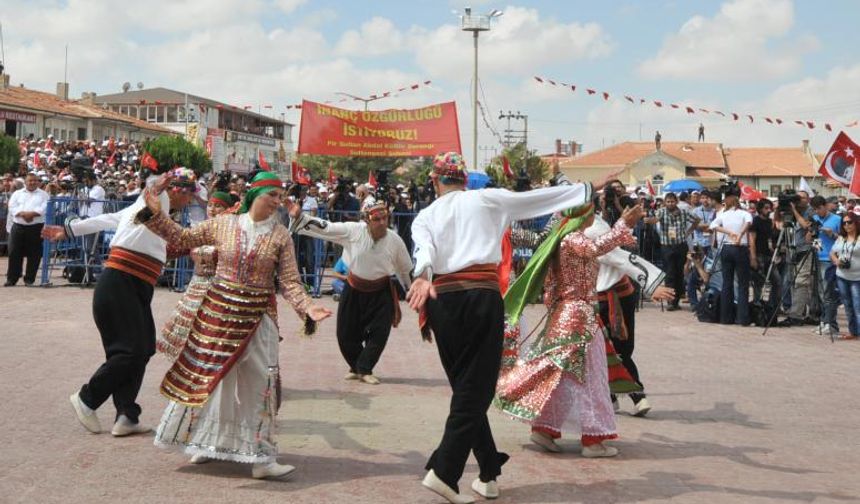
left=0, top=21, right=6, bottom=73
left=137, top=82, right=144, bottom=90
left=122, top=82, right=131, bottom=92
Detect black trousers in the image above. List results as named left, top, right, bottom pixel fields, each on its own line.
left=720, top=245, right=751, bottom=325
left=6, top=223, right=44, bottom=284
left=79, top=268, right=156, bottom=423
left=661, top=243, right=688, bottom=306
left=425, top=289, right=509, bottom=491
left=336, top=283, right=393, bottom=375
left=599, top=290, right=644, bottom=393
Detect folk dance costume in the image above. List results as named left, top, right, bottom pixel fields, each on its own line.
left=158, top=191, right=239, bottom=361
left=59, top=170, right=194, bottom=436
left=587, top=216, right=665, bottom=416
left=495, top=206, right=635, bottom=456
left=412, top=152, right=592, bottom=501
left=140, top=173, right=316, bottom=473
left=289, top=202, right=412, bottom=383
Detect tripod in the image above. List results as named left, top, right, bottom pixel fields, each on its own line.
left=762, top=222, right=821, bottom=336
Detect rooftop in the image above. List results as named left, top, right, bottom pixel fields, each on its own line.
left=723, top=147, right=817, bottom=177
left=561, top=141, right=727, bottom=169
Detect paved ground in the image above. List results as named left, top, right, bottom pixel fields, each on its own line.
left=1, top=261, right=859, bottom=503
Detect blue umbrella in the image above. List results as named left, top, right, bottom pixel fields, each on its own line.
left=466, top=171, right=491, bottom=189
left=662, top=179, right=703, bottom=193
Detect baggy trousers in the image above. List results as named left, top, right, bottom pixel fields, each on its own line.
left=424, top=288, right=510, bottom=492
left=78, top=267, right=155, bottom=423
left=599, top=289, right=643, bottom=392
left=336, top=283, right=394, bottom=375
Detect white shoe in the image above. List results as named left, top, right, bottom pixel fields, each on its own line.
left=344, top=372, right=359, bottom=381
left=471, top=478, right=500, bottom=499
left=111, top=415, right=152, bottom=437
left=251, top=462, right=297, bottom=480
left=581, top=443, right=619, bottom=458
left=189, top=454, right=211, bottom=465
left=359, top=374, right=381, bottom=385
left=632, top=397, right=652, bottom=417
left=612, top=397, right=621, bottom=413
left=422, top=470, right=475, bottom=504
left=69, top=392, right=101, bottom=434
left=530, top=431, right=561, bottom=453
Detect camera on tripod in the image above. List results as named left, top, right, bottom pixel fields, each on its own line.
left=69, top=157, right=95, bottom=182
left=777, top=189, right=801, bottom=224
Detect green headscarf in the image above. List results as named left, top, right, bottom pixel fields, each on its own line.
left=503, top=204, right=594, bottom=324
left=238, top=171, right=283, bottom=214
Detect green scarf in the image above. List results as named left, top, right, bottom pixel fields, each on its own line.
left=503, top=204, right=594, bottom=324
left=238, top=171, right=282, bottom=214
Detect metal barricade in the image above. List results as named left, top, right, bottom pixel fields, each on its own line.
left=39, top=198, right=200, bottom=290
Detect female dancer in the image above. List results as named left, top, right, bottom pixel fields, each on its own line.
left=496, top=203, right=642, bottom=457
left=157, top=190, right=239, bottom=360
left=138, top=171, right=332, bottom=479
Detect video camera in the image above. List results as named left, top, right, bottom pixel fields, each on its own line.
left=69, top=157, right=95, bottom=182
left=718, top=180, right=742, bottom=198
left=777, top=189, right=801, bottom=224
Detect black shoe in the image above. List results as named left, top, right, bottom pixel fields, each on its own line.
left=666, top=305, right=680, bottom=312
left=802, top=317, right=819, bottom=326
left=776, top=318, right=800, bottom=327
left=3, top=281, right=15, bottom=287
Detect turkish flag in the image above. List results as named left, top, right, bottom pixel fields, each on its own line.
left=141, top=151, right=158, bottom=171
left=328, top=165, right=337, bottom=185
left=851, top=157, right=860, bottom=196
left=738, top=181, right=764, bottom=201
left=819, top=131, right=860, bottom=186
left=368, top=170, right=378, bottom=187
left=32, top=152, right=41, bottom=168
left=291, top=161, right=311, bottom=185
left=258, top=151, right=271, bottom=171
left=646, top=179, right=656, bottom=196
left=502, top=155, right=514, bottom=179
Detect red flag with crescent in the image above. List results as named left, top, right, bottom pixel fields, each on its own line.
left=646, top=179, right=656, bottom=196
left=738, top=181, right=764, bottom=201
left=368, top=170, right=378, bottom=187
left=819, top=131, right=859, bottom=187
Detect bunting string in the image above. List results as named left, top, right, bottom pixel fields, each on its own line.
left=533, top=76, right=859, bottom=132
left=285, top=80, right=433, bottom=110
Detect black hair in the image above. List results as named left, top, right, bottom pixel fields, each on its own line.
left=810, top=195, right=827, bottom=209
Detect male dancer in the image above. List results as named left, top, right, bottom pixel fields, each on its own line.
left=286, top=199, right=412, bottom=384
left=43, top=167, right=196, bottom=436
left=407, top=152, right=619, bottom=503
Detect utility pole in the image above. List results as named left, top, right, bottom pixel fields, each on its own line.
left=461, top=7, right=502, bottom=172
left=499, top=110, right=528, bottom=152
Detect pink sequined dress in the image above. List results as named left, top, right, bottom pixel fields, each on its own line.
left=495, top=219, right=635, bottom=442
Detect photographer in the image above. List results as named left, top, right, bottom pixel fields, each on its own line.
left=644, top=192, right=700, bottom=310
left=709, top=194, right=753, bottom=325
left=601, top=179, right=634, bottom=226
left=778, top=190, right=818, bottom=327
left=328, top=179, right=360, bottom=223
left=749, top=199, right=780, bottom=305
left=810, top=195, right=842, bottom=337
left=687, top=190, right=717, bottom=309
left=830, top=212, right=860, bottom=340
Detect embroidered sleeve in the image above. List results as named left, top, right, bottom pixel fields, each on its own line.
left=145, top=211, right=215, bottom=249
left=569, top=220, right=636, bottom=259
left=277, top=231, right=312, bottom=319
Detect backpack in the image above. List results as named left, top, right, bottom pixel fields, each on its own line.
left=696, top=287, right=721, bottom=323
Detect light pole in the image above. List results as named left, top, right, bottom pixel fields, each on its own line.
left=461, top=7, right=502, bottom=172
left=334, top=92, right=389, bottom=111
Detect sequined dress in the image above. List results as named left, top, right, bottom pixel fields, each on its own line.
left=144, top=211, right=312, bottom=464
left=495, top=220, right=635, bottom=440
left=157, top=246, right=218, bottom=361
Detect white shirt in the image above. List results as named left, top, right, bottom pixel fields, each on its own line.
left=291, top=213, right=412, bottom=289
left=188, top=183, right=208, bottom=224
left=411, top=184, right=592, bottom=277
left=709, top=207, right=753, bottom=246
left=8, top=187, right=50, bottom=225
left=585, top=216, right=665, bottom=297
left=83, top=184, right=106, bottom=218
left=67, top=178, right=171, bottom=262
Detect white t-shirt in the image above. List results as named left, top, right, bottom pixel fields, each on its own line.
left=709, top=208, right=753, bottom=246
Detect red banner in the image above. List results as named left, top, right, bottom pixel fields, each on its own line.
left=297, top=100, right=461, bottom=157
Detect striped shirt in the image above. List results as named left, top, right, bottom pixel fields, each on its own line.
left=655, top=207, right=698, bottom=246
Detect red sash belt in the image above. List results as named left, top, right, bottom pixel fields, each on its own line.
left=597, top=277, right=635, bottom=340
left=419, top=263, right=500, bottom=341
left=104, top=247, right=164, bottom=286
left=347, top=272, right=402, bottom=328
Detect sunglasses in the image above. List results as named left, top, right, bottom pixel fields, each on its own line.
left=844, top=221, right=855, bottom=226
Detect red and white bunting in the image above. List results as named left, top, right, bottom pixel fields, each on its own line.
left=532, top=75, right=858, bottom=132
left=284, top=79, right=433, bottom=111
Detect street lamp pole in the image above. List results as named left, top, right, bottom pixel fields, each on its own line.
left=461, top=7, right=502, bottom=172
left=335, top=92, right=388, bottom=111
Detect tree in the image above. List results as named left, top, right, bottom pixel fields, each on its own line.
left=485, top=143, right=549, bottom=189
left=143, top=135, right=212, bottom=177
left=0, top=134, right=20, bottom=175
left=296, top=154, right=433, bottom=186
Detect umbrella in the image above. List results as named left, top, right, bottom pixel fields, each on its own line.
left=662, top=179, right=703, bottom=193
left=466, top=171, right=490, bottom=189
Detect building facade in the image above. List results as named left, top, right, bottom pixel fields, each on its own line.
left=93, top=88, right=293, bottom=176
